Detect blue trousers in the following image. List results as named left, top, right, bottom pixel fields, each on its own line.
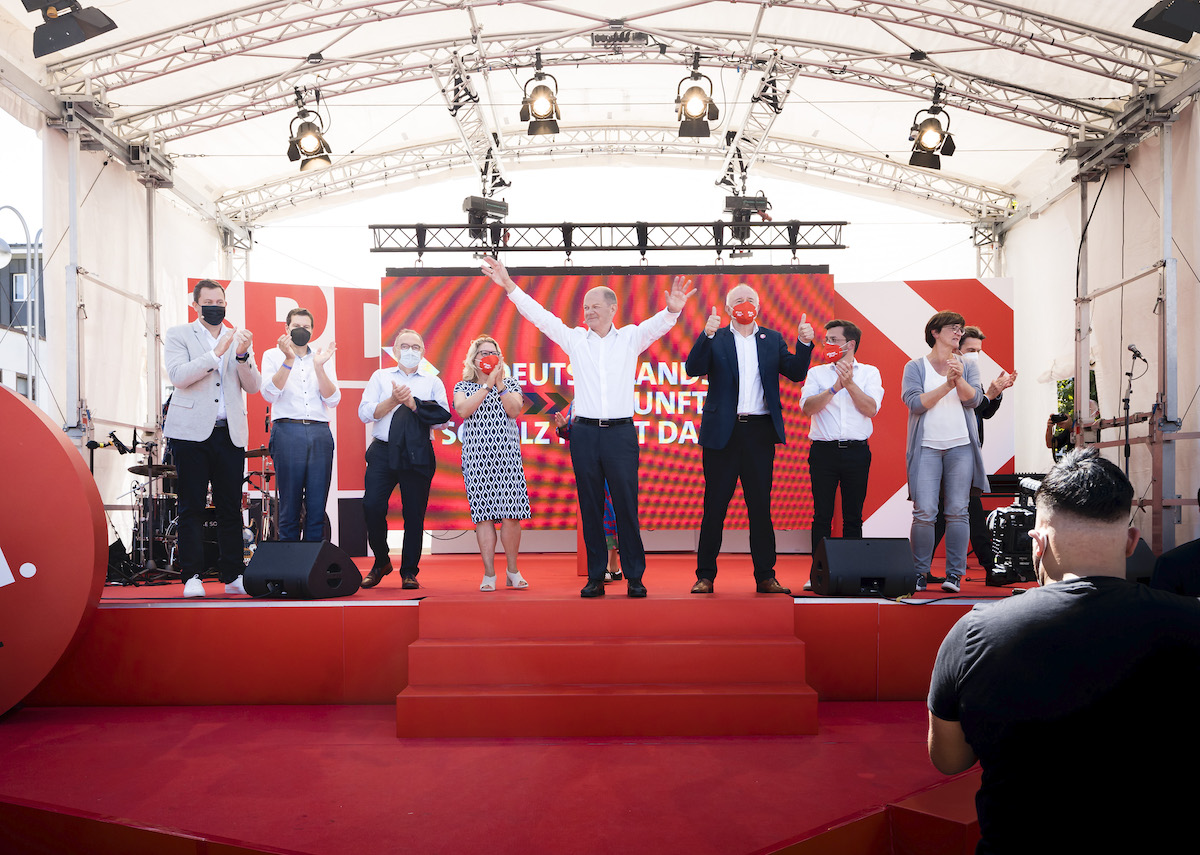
left=269, top=420, right=334, bottom=542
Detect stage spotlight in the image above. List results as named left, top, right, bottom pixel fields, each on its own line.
left=675, top=50, right=719, bottom=138
left=286, top=89, right=332, bottom=172
left=464, top=196, right=509, bottom=241
left=1134, top=1, right=1200, bottom=42
left=520, top=50, right=560, bottom=136
left=725, top=194, right=770, bottom=242
left=908, top=83, right=955, bottom=171
left=24, top=2, right=117, bottom=59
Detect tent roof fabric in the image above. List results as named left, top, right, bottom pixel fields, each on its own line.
left=2, top=0, right=1196, bottom=224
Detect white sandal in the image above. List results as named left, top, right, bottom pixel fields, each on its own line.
left=480, top=573, right=498, bottom=592
left=506, top=570, right=529, bottom=589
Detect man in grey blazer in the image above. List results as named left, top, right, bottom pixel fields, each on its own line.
left=163, top=279, right=262, bottom=597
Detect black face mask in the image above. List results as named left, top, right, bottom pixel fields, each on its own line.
left=200, top=305, right=226, bottom=326
left=290, top=327, right=312, bottom=347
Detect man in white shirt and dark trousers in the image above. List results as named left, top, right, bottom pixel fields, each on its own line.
left=358, top=329, right=451, bottom=590
left=163, top=279, right=262, bottom=598
left=685, top=285, right=814, bottom=594
left=480, top=256, right=695, bottom=598
left=260, top=308, right=340, bottom=542
left=799, top=320, right=884, bottom=567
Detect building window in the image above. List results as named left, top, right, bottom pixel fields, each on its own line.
left=12, top=273, right=28, bottom=303
left=15, top=373, right=33, bottom=400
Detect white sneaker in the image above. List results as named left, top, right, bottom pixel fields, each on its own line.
left=224, top=575, right=247, bottom=596
left=941, top=576, right=961, bottom=594
left=183, top=576, right=206, bottom=598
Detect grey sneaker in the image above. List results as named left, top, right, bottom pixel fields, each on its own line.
left=941, top=575, right=961, bottom=594
left=915, top=574, right=927, bottom=592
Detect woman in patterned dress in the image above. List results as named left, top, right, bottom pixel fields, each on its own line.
left=453, top=336, right=532, bottom=590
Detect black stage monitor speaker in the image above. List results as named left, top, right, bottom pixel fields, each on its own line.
left=243, top=541, right=361, bottom=599
left=811, top=538, right=917, bottom=599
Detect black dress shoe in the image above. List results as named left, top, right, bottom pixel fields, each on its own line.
left=401, top=575, right=420, bottom=590
left=361, top=564, right=392, bottom=589
left=690, top=579, right=714, bottom=594
left=926, top=573, right=946, bottom=584
left=626, top=579, right=647, bottom=598
left=581, top=579, right=606, bottom=598
left=755, top=578, right=792, bottom=594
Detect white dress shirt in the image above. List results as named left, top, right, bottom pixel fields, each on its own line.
left=731, top=324, right=768, bottom=415
left=261, top=347, right=340, bottom=422
left=507, top=286, right=680, bottom=420
left=358, top=365, right=450, bottom=442
left=800, top=360, right=885, bottom=441
left=198, top=321, right=230, bottom=423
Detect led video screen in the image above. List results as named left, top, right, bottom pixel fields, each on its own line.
left=381, top=265, right=833, bottom=530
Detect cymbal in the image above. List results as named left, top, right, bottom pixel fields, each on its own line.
left=128, top=464, right=176, bottom=477
left=245, top=447, right=271, bottom=459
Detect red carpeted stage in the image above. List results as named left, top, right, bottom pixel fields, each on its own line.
left=1, top=552, right=1015, bottom=854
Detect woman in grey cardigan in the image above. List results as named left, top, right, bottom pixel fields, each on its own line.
left=901, top=311, right=988, bottom=592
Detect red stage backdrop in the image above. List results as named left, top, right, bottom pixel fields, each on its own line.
left=381, top=266, right=834, bottom=530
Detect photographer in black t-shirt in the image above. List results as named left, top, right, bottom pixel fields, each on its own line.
left=928, top=448, right=1200, bottom=854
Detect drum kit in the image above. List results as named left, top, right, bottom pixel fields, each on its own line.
left=117, top=444, right=279, bottom=584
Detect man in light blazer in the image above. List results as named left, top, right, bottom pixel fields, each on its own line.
left=685, top=284, right=814, bottom=594
left=163, top=279, right=262, bottom=598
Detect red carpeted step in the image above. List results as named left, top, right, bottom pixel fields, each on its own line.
left=396, top=681, right=819, bottom=737
left=408, top=636, right=807, bottom=685
left=415, top=595, right=796, bottom=638
left=886, top=772, right=982, bottom=854
left=398, top=596, right=818, bottom=737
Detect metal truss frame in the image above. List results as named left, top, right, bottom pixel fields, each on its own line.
left=215, top=125, right=1014, bottom=222
left=368, top=220, right=847, bottom=257
left=432, top=52, right=510, bottom=196
left=52, top=1, right=1193, bottom=95
left=107, top=28, right=1118, bottom=145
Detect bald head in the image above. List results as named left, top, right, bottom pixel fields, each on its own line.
left=726, top=284, right=759, bottom=310
left=582, top=287, right=618, bottom=335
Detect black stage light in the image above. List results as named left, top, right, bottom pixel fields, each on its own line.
left=286, top=91, right=332, bottom=172
left=725, top=194, right=770, bottom=242
left=908, top=83, right=955, bottom=171
left=24, top=2, right=117, bottom=59
left=1134, top=1, right=1200, bottom=42
left=464, top=196, right=509, bottom=240
left=520, top=50, right=560, bottom=136
left=675, top=50, right=719, bottom=138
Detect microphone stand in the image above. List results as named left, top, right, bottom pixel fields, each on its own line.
left=1122, top=352, right=1136, bottom=477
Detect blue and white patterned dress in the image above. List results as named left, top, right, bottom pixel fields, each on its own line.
left=455, top=377, right=532, bottom=524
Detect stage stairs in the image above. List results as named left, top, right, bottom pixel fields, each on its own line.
left=396, top=594, right=819, bottom=737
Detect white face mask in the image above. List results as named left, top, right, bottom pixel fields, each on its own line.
left=960, top=351, right=981, bottom=364
left=398, top=349, right=422, bottom=369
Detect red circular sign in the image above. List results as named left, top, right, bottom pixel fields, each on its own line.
left=0, top=386, right=106, bottom=716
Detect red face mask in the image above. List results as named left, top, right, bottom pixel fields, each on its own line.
left=730, top=301, right=757, bottom=324
left=478, top=354, right=499, bottom=374
left=821, top=345, right=844, bottom=364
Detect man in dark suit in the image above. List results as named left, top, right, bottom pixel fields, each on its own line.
left=685, top=284, right=814, bottom=594
left=358, top=329, right=451, bottom=589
